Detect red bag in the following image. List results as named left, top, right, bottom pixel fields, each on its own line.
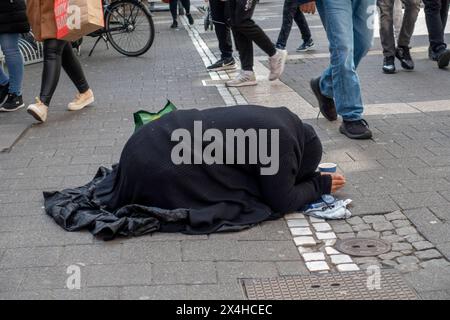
left=55, top=0, right=70, bottom=40
left=55, top=0, right=104, bottom=41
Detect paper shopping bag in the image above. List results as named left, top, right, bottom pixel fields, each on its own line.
left=55, top=0, right=104, bottom=42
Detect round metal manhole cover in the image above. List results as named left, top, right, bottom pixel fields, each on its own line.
left=335, top=238, right=391, bottom=257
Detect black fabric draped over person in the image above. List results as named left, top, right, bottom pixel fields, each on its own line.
left=44, top=105, right=331, bottom=240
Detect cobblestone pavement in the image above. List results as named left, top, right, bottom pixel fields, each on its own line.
left=1, top=1, right=450, bottom=300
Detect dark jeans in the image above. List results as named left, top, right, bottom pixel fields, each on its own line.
left=377, top=0, right=421, bottom=57
left=210, top=0, right=233, bottom=59
left=276, top=0, right=312, bottom=49
left=40, top=39, right=89, bottom=106
left=423, top=0, right=449, bottom=52
left=170, top=0, right=190, bottom=21
left=229, top=0, right=276, bottom=71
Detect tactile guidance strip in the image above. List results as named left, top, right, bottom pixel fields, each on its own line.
left=242, top=270, right=418, bottom=300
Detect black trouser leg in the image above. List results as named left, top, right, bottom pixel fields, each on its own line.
left=294, top=9, right=312, bottom=41
left=40, top=39, right=89, bottom=106
left=230, top=0, right=276, bottom=70
left=61, top=42, right=89, bottom=94
left=423, top=0, right=449, bottom=52
left=169, top=0, right=178, bottom=21
left=180, top=0, right=191, bottom=14
left=276, top=0, right=296, bottom=49
left=210, top=0, right=233, bottom=59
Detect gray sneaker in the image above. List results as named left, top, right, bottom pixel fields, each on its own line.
left=226, top=71, right=257, bottom=87
left=268, top=49, right=288, bottom=81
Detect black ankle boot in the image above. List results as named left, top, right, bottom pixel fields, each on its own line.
left=170, top=20, right=178, bottom=29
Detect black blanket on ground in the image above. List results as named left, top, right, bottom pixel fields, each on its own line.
left=44, top=105, right=331, bottom=240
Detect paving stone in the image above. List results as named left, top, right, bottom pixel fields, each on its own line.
left=404, top=266, right=450, bottom=292
left=337, top=233, right=356, bottom=240
left=332, top=224, right=353, bottom=233
left=302, top=252, right=325, bottom=262
left=216, top=262, right=277, bottom=283
left=352, top=224, right=372, bottom=232
left=354, top=257, right=379, bottom=265
left=404, top=234, right=425, bottom=243
left=316, top=232, right=336, bottom=240
left=396, top=226, right=418, bottom=236
left=419, top=290, right=450, bottom=300
left=381, top=260, right=398, bottom=267
left=284, top=213, right=306, bottom=220
left=390, top=192, right=448, bottom=210
left=392, top=242, right=413, bottom=251
left=359, top=262, right=382, bottom=270
left=336, top=264, right=360, bottom=272
left=362, top=215, right=388, bottom=224
left=379, top=252, right=403, bottom=260
left=287, top=219, right=309, bottom=228
left=392, top=220, right=411, bottom=228
left=381, top=235, right=405, bottom=243
left=305, top=261, right=330, bottom=272
left=357, top=230, right=380, bottom=239
left=0, top=246, right=61, bottom=268
left=330, top=255, right=353, bottom=265
left=436, top=242, right=450, bottom=260
left=396, top=256, right=420, bottom=264
left=395, top=263, right=420, bottom=273
left=313, top=223, right=332, bottom=232
left=181, top=240, right=241, bottom=261
left=372, top=222, right=395, bottom=232
left=86, top=263, right=152, bottom=287
left=60, top=244, right=122, bottom=265
left=121, top=285, right=187, bottom=300
left=325, top=247, right=340, bottom=255
left=294, top=236, right=317, bottom=247
left=276, top=261, right=309, bottom=276
left=382, top=231, right=394, bottom=236
left=347, top=216, right=364, bottom=225
left=121, top=242, right=181, bottom=263
left=186, top=283, right=245, bottom=300
left=324, top=239, right=337, bottom=246
left=412, top=241, right=435, bottom=251
left=290, top=227, right=312, bottom=236
left=385, top=211, right=407, bottom=221
left=419, top=259, right=450, bottom=269
left=415, top=249, right=442, bottom=261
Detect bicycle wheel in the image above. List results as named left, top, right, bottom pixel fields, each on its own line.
left=105, top=0, right=155, bottom=57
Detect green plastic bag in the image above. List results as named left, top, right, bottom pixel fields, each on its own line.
left=133, top=100, right=177, bottom=131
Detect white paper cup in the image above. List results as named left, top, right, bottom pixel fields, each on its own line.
left=318, top=162, right=337, bottom=173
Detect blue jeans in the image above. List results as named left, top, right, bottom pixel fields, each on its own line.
left=316, top=0, right=375, bottom=121
left=0, top=33, right=24, bottom=95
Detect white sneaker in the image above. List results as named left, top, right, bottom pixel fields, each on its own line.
left=268, top=49, right=288, bottom=81
left=225, top=70, right=257, bottom=87
left=68, top=89, right=94, bottom=111
left=27, top=98, right=48, bottom=123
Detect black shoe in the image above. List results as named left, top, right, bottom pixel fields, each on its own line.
left=383, top=56, right=396, bottom=74
left=310, top=77, right=337, bottom=121
left=207, top=57, right=237, bottom=71
left=186, top=13, right=194, bottom=25
left=0, top=82, right=9, bottom=105
left=296, top=39, right=315, bottom=52
left=170, top=20, right=178, bottom=29
left=0, top=94, right=25, bottom=112
left=435, top=48, right=450, bottom=69
left=396, top=46, right=414, bottom=70
left=339, top=119, right=373, bottom=140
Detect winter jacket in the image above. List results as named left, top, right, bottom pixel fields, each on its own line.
left=0, top=0, right=30, bottom=34
left=27, top=0, right=57, bottom=41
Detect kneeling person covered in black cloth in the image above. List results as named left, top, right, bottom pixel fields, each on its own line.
left=44, top=105, right=345, bottom=239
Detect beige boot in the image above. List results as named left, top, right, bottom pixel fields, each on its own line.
left=68, top=89, right=94, bottom=111
left=27, top=98, right=48, bottom=123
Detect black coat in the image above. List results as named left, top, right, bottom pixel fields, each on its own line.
left=44, top=105, right=331, bottom=239
left=0, top=0, right=30, bottom=34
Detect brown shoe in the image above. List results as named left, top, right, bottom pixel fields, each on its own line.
left=68, top=89, right=94, bottom=111
left=27, top=98, right=48, bottom=123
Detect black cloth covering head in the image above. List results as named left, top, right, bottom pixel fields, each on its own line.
left=44, top=105, right=331, bottom=240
